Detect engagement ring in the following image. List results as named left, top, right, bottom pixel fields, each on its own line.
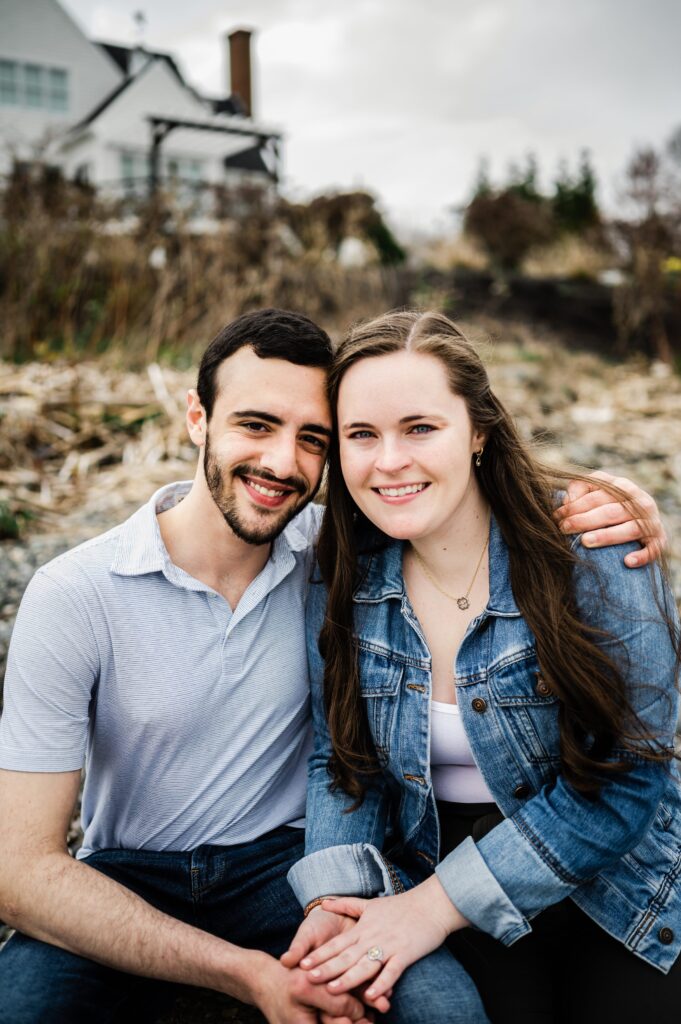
left=366, top=945, right=384, bottom=962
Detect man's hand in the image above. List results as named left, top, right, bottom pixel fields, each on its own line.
left=251, top=953, right=372, bottom=1024
left=282, top=904, right=355, bottom=970
left=282, top=906, right=390, bottom=1016
left=555, top=471, right=666, bottom=568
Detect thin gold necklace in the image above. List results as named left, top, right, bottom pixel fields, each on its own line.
left=411, top=533, right=489, bottom=610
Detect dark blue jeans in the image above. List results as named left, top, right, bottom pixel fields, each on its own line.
left=0, top=825, right=487, bottom=1024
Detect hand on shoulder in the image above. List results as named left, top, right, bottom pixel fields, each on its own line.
left=555, top=471, right=666, bottom=568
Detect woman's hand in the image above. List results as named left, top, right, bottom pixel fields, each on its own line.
left=282, top=905, right=391, bottom=1016
left=555, top=471, right=666, bottom=567
left=298, top=876, right=467, bottom=1002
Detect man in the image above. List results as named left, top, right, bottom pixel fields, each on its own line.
left=0, top=309, right=664, bottom=1024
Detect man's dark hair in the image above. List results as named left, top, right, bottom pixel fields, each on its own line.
left=197, top=308, right=333, bottom=419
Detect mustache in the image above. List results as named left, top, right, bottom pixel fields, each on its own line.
left=233, top=464, right=307, bottom=496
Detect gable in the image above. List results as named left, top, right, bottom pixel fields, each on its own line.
left=89, top=58, right=211, bottom=147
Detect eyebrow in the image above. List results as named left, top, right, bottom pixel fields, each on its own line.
left=343, top=414, right=434, bottom=429
left=232, top=409, right=332, bottom=438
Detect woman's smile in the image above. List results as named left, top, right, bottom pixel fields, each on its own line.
left=372, top=482, right=431, bottom=502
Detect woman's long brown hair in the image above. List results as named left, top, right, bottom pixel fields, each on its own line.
left=317, top=310, right=680, bottom=804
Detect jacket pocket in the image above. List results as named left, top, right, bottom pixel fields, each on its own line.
left=489, top=654, right=561, bottom=766
left=357, top=643, right=403, bottom=757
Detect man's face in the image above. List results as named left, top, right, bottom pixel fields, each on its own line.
left=199, top=347, right=331, bottom=545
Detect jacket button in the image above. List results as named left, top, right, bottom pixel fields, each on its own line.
left=535, top=675, right=552, bottom=697
left=514, top=784, right=530, bottom=799
left=471, top=697, right=487, bottom=713
left=659, top=927, right=674, bottom=945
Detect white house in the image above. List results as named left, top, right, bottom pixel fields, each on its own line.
left=0, top=0, right=281, bottom=196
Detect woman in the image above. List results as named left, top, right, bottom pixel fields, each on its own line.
left=287, top=310, right=681, bottom=1023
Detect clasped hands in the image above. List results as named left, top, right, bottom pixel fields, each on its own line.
left=281, top=875, right=467, bottom=1019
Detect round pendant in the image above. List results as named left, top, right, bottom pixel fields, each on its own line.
left=457, top=597, right=470, bottom=610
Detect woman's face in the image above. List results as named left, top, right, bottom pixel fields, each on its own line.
left=337, top=350, right=486, bottom=542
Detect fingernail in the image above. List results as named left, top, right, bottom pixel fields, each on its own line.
left=582, top=534, right=595, bottom=547
left=366, top=988, right=375, bottom=997
left=328, top=979, right=341, bottom=988
left=301, top=958, right=311, bottom=968
left=310, top=968, right=321, bottom=977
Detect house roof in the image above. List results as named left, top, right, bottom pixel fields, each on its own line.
left=223, top=144, right=272, bottom=177
left=74, top=46, right=253, bottom=135
left=68, top=53, right=210, bottom=133
left=96, top=42, right=185, bottom=86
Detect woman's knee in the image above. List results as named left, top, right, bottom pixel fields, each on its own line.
left=383, top=946, right=490, bottom=1024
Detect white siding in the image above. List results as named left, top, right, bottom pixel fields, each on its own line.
left=0, top=0, right=122, bottom=172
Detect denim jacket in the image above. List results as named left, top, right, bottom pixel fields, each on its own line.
left=288, top=517, right=681, bottom=973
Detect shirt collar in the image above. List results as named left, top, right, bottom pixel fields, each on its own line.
left=353, top=515, right=521, bottom=617
left=110, top=481, right=189, bottom=577
left=111, top=481, right=312, bottom=580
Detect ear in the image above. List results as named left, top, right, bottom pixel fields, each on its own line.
left=471, top=428, right=487, bottom=453
left=186, top=389, right=207, bottom=448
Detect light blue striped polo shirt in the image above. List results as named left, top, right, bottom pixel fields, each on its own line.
left=0, top=482, right=322, bottom=857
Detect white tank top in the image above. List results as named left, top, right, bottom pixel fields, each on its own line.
left=430, top=700, right=494, bottom=803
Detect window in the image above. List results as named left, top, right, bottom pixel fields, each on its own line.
left=0, top=60, right=19, bottom=105
left=0, top=60, right=69, bottom=111
left=24, top=64, right=44, bottom=108
left=120, top=152, right=136, bottom=192
left=120, top=151, right=151, bottom=195
left=48, top=68, right=68, bottom=112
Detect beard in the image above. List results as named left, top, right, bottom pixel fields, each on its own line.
left=203, top=431, right=318, bottom=546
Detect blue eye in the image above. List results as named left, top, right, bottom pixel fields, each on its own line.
left=348, top=430, right=374, bottom=440
left=410, top=424, right=434, bottom=434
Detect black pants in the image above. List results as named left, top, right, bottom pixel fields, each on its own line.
left=437, top=800, right=681, bottom=1024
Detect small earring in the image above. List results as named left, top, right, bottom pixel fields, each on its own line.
left=475, top=447, right=484, bottom=468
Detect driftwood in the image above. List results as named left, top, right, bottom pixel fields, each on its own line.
left=0, top=360, right=195, bottom=535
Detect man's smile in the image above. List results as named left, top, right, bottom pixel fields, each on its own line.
left=240, top=474, right=301, bottom=509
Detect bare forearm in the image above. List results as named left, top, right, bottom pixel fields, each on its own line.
left=1, top=851, right=262, bottom=1002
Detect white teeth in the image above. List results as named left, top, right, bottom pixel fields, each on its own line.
left=377, top=483, right=427, bottom=497
left=249, top=480, right=286, bottom=497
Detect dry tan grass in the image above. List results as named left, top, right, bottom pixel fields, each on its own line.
left=521, top=234, right=613, bottom=279
left=0, top=185, right=402, bottom=364
left=417, top=233, right=489, bottom=272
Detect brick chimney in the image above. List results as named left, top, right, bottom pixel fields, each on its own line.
left=227, top=29, right=253, bottom=117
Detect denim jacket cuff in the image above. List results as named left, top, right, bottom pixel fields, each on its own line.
left=287, top=843, right=396, bottom=908
left=435, top=835, right=531, bottom=945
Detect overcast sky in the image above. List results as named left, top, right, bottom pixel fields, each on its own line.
left=61, top=0, right=681, bottom=234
